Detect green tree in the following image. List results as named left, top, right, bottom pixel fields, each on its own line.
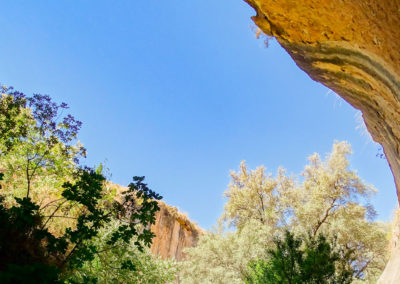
left=181, top=142, right=389, bottom=283
left=180, top=220, right=272, bottom=284
left=246, top=231, right=354, bottom=284
left=0, top=87, right=163, bottom=283
left=0, top=86, right=29, bottom=152
left=67, top=220, right=177, bottom=283
left=0, top=88, right=85, bottom=214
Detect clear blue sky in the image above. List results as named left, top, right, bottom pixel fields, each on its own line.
left=0, top=0, right=397, bottom=229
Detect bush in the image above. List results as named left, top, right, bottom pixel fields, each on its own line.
left=246, top=231, right=354, bottom=284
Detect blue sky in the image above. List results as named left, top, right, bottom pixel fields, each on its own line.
left=0, top=0, right=397, bottom=229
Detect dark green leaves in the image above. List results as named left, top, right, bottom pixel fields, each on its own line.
left=246, top=231, right=355, bottom=284
left=0, top=86, right=27, bottom=153
left=106, top=176, right=162, bottom=251
left=62, top=168, right=105, bottom=212
left=0, top=87, right=163, bottom=282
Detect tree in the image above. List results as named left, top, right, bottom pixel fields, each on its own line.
left=181, top=142, right=389, bottom=283
left=180, top=219, right=273, bottom=284
left=0, top=89, right=85, bottom=214
left=221, top=162, right=294, bottom=231
left=245, top=231, right=354, bottom=284
left=291, top=142, right=388, bottom=280
left=0, top=167, right=162, bottom=283
left=0, top=87, right=163, bottom=282
left=67, top=220, right=177, bottom=283
left=0, top=86, right=29, bottom=152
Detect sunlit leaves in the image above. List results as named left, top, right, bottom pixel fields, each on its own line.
left=181, top=141, right=389, bottom=283
left=0, top=88, right=163, bottom=282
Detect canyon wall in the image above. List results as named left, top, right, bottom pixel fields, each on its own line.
left=150, top=201, right=202, bottom=261
left=242, top=0, right=400, bottom=282
left=379, top=210, right=400, bottom=283
left=244, top=0, right=400, bottom=199
left=112, top=183, right=202, bottom=261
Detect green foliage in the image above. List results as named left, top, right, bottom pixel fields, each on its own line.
left=66, top=220, right=177, bottom=284
left=246, top=231, right=354, bottom=284
left=0, top=87, right=164, bottom=283
left=249, top=231, right=304, bottom=284
left=110, top=176, right=162, bottom=251
left=0, top=89, right=85, bottom=209
left=180, top=219, right=273, bottom=284
left=0, top=169, right=162, bottom=282
left=0, top=176, right=62, bottom=283
left=181, top=142, right=389, bottom=283
left=0, top=86, right=29, bottom=152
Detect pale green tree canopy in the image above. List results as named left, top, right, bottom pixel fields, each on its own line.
left=181, top=141, right=389, bottom=283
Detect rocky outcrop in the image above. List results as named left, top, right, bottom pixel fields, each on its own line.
left=244, top=0, right=400, bottom=200
left=379, top=210, right=400, bottom=283
left=150, top=201, right=202, bottom=261
left=111, top=183, right=202, bottom=261
left=242, top=0, right=400, bottom=282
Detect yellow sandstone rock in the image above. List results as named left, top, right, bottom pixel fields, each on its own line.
left=245, top=0, right=400, bottom=199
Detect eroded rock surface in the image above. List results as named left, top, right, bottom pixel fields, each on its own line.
left=379, top=210, right=400, bottom=283
left=150, top=201, right=202, bottom=260
left=112, top=183, right=202, bottom=261
left=243, top=0, right=400, bottom=282
left=245, top=0, right=400, bottom=198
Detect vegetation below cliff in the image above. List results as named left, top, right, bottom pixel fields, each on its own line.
left=0, top=85, right=393, bottom=283
left=179, top=142, right=390, bottom=283
left=242, top=2, right=400, bottom=281
left=151, top=201, right=203, bottom=261
left=0, top=87, right=176, bottom=283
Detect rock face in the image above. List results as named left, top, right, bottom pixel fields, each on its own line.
left=242, top=0, right=400, bottom=282
left=245, top=0, right=400, bottom=199
left=379, top=210, right=400, bottom=283
left=150, top=202, right=202, bottom=261
left=112, top=183, right=201, bottom=261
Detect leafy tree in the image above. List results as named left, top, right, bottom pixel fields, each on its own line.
left=0, top=88, right=85, bottom=214
left=0, top=86, right=29, bottom=152
left=0, top=169, right=162, bottom=282
left=291, top=142, right=388, bottom=280
left=245, top=231, right=354, bottom=284
left=181, top=142, right=389, bottom=283
left=0, top=87, right=163, bottom=282
left=221, top=162, right=294, bottom=231
left=180, top=219, right=273, bottom=284
left=67, top=220, right=177, bottom=283
left=0, top=193, right=62, bottom=283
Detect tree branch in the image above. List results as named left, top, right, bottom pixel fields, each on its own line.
left=312, top=199, right=338, bottom=238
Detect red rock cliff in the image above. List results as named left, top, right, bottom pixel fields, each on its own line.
left=150, top=201, right=202, bottom=261
left=111, top=183, right=202, bottom=261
